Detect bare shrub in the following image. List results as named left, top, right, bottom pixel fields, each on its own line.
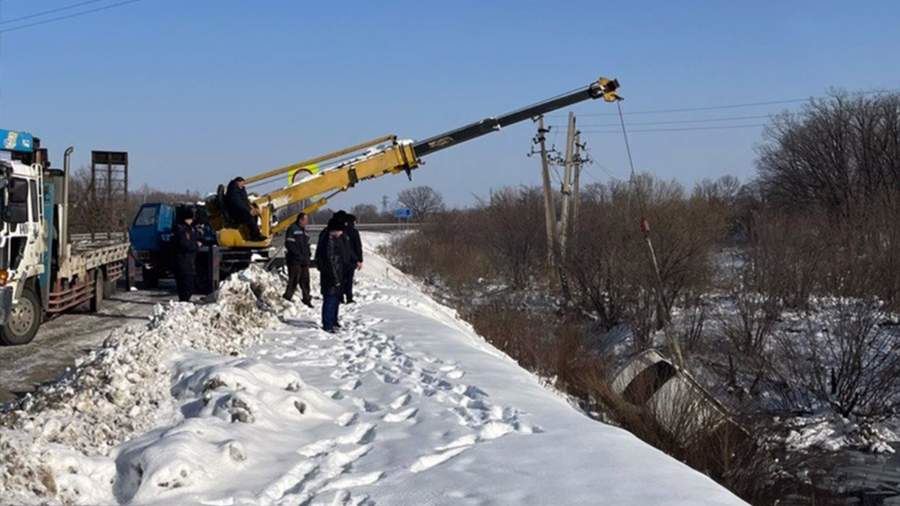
left=385, top=210, right=487, bottom=290
left=773, top=299, right=900, bottom=418
left=743, top=202, right=900, bottom=311
left=566, top=174, right=726, bottom=346
left=472, top=187, right=546, bottom=289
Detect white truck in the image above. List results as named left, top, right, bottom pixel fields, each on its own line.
left=0, top=129, right=130, bottom=345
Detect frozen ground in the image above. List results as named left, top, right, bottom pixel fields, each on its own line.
left=0, top=233, right=745, bottom=505
left=0, top=287, right=175, bottom=404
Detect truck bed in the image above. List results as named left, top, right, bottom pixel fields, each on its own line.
left=60, top=233, right=130, bottom=279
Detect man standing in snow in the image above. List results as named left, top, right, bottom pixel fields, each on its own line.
left=342, top=214, right=363, bottom=303
left=315, top=217, right=348, bottom=332
left=283, top=212, right=313, bottom=307
left=173, top=208, right=201, bottom=302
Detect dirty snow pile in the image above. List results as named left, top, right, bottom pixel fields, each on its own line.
left=0, top=266, right=296, bottom=504
left=1, top=234, right=745, bottom=505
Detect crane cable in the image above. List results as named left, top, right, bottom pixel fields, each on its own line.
left=615, top=100, right=685, bottom=366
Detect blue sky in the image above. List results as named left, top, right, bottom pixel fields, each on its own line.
left=1, top=0, right=898, bottom=208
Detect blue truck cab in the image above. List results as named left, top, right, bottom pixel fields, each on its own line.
left=129, top=202, right=220, bottom=291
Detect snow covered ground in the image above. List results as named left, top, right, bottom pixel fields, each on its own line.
left=0, top=233, right=746, bottom=505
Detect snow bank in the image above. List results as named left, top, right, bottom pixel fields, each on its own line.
left=0, top=266, right=301, bottom=504
left=0, top=234, right=746, bottom=505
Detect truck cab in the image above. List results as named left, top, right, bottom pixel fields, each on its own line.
left=0, top=129, right=131, bottom=345
left=0, top=130, right=51, bottom=344
left=130, top=202, right=222, bottom=293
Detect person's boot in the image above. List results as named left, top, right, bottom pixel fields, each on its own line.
left=345, top=297, right=355, bottom=304
left=302, top=298, right=313, bottom=308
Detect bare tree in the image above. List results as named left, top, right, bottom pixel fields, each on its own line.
left=473, top=187, right=546, bottom=288
left=397, top=186, right=445, bottom=221
left=756, top=91, right=900, bottom=216
left=67, top=167, right=199, bottom=235
left=350, top=203, right=379, bottom=222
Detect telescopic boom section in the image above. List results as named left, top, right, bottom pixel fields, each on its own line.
left=413, top=77, right=620, bottom=157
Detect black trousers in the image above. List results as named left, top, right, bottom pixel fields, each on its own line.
left=342, top=266, right=356, bottom=301
left=245, top=220, right=263, bottom=240
left=284, top=263, right=311, bottom=302
left=176, top=273, right=194, bottom=302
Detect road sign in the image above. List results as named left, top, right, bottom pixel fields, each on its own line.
left=394, top=208, right=413, bottom=219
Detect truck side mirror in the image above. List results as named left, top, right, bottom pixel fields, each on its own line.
left=3, top=178, right=29, bottom=224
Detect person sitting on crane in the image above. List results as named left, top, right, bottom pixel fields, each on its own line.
left=225, top=176, right=265, bottom=241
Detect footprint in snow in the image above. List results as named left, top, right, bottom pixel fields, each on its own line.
left=352, top=398, right=381, bottom=413
left=335, top=412, right=358, bottom=427
left=389, top=393, right=411, bottom=410
left=445, top=369, right=465, bottom=380
left=340, top=378, right=361, bottom=391
left=409, top=446, right=469, bottom=474
left=337, top=423, right=376, bottom=445
left=382, top=407, right=418, bottom=423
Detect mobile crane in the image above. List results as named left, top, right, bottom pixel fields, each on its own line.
left=208, top=76, right=620, bottom=248
left=129, top=76, right=620, bottom=290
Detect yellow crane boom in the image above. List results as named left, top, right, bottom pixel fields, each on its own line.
left=209, top=76, right=620, bottom=248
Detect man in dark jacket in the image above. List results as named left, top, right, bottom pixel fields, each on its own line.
left=315, top=217, right=347, bottom=332
left=173, top=208, right=200, bottom=302
left=342, top=214, right=363, bottom=303
left=283, top=212, right=313, bottom=307
left=225, top=177, right=265, bottom=241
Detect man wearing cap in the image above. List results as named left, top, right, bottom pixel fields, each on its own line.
left=343, top=214, right=363, bottom=303
left=315, top=217, right=348, bottom=332
left=225, top=176, right=265, bottom=242
left=283, top=212, right=313, bottom=307
left=173, top=208, right=201, bottom=302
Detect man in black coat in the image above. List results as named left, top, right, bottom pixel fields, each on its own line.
left=283, top=212, right=313, bottom=307
left=225, top=177, right=265, bottom=241
left=315, top=217, right=347, bottom=332
left=173, top=208, right=200, bottom=302
left=342, top=214, right=363, bottom=303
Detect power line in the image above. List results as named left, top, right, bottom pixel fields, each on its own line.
left=0, top=0, right=107, bottom=25
left=0, top=0, right=146, bottom=34
left=566, top=98, right=810, bottom=117
left=548, top=113, right=774, bottom=129
left=580, top=123, right=766, bottom=134
left=546, top=89, right=900, bottom=118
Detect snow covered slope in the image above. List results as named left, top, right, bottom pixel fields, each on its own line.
left=1, top=233, right=746, bottom=505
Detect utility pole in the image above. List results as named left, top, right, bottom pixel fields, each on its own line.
left=534, top=116, right=558, bottom=271
left=558, top=111, right=577, bottom=259
left=572, top=131, right=582, bottom=223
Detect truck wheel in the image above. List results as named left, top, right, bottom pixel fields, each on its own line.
left=0, top=287, right=41, bottom=346
left=90, top=273, right=104, bottom=313
left=142, top=267, right=159, bottom=289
